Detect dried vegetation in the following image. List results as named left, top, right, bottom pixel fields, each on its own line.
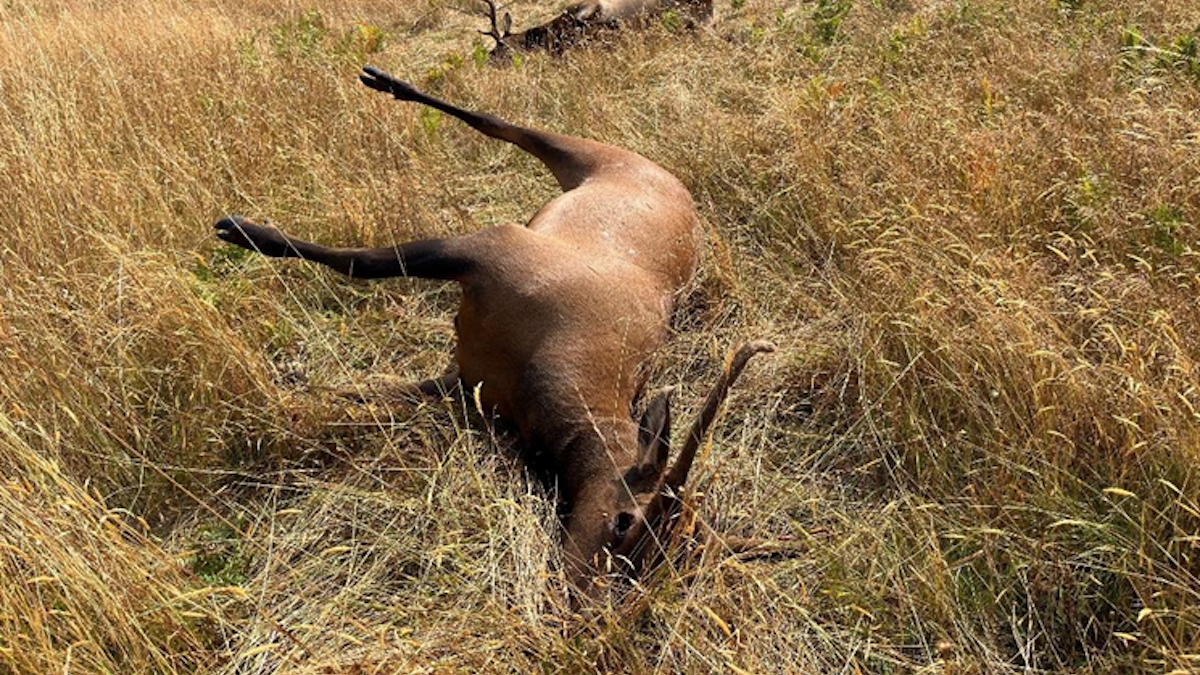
left=0, top=0, right=1198, bottom=672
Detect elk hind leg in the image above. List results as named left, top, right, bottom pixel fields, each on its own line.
left=359, top=66, right=612, bottom=191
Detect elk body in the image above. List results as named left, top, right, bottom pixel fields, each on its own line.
left=480, top=0, right=713, bottom=59
left=215, top=66, right=769, bottom=593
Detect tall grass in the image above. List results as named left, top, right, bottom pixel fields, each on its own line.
left=0, top=0, right=1197, bottom=672
left=0, top=415, right=237, bottom=673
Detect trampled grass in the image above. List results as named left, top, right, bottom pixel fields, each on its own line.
left=0, top=0, right=1197, bottom=672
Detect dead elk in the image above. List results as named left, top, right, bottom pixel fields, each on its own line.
left=214, top=65, right=770, bottom=596
left=478, top=0, right=714, bottom=60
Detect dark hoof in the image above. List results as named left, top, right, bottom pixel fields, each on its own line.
left=359, top=65, right=420, bottom=101
left=213, top=215, right=292, bottom=257
left=214, top=214, right=250, bottom=235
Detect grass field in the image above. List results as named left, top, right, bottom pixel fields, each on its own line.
left=1, top=0, right=1198, bottom=672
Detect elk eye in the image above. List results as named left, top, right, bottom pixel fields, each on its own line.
left=614, top=512, right=636, bottom=540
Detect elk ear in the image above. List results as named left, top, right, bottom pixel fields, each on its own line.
left=637, top=386, right=673, bottom=476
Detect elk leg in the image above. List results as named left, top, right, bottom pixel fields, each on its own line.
left=359, top=66, right=606, bottom=191
left=413, top=369, right=462, bottom=398
left=214, top=216, right=474, bottom=281
left=333, top=369, right=461, bottom=403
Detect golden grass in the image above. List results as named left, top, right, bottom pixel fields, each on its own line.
left=1, top=0, right=1198, bottom=672
left=0, top=416, right=236, bottom=673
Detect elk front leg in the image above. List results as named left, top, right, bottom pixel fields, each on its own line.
left=213, top=215, right=474, bottom=281
left=332, top=369, right=461, bottom=403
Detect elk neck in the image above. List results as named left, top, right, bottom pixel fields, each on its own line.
left=528, top=412, right=641, bottom=501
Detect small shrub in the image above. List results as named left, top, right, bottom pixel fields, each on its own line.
left=884, top=17, right=927, bottom=63
left=812, top=0, right=853, bottom=45
left=425, top=52, right=465, bottom=85
left=355, top=22, right=386, bottom=55
left=661, top=8, right=683, bottom=32
left=1063, top=172, right=1108, bottom=232
left=1160, top=30, right=1199, bottom=77
left=420, top=107, right=442, bottom=136
left=270, top=9, right=328, bottom=59
left=472, top=40, right=490, bottom=67
left=269, top=13, right=387, bottom=63
left=1147, top=204, right=1187, bottom=256
left=1120, top=25, right=1200, bottom=82
left=187, top=522, right=250, bottom=587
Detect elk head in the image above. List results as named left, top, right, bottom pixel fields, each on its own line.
left=478, top=0, right=602, bottom=61
left=478, top=0, right=516, bottom=58
left=561, top=340, right=775, bottom=595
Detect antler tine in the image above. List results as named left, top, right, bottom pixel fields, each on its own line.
left=477, top=0, right=510, bottom=46
left=663, top=340, right=775, bottom=491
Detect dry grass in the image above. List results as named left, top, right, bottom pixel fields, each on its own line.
left=1, top=0, right=1198, bottom=672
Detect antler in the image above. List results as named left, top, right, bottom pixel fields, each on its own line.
left=664, top=340, right=776, bottom=491
left=622, top=340, right=775, bottom=572
left=478, top=0, right=513, bottom=48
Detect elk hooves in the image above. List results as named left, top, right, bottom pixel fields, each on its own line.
left=213, top=214, right=252, bottom=239
left=359, top=65, right=420, bottom=101
left=213, top=215, right=293, bottom=257
left=213, top=215, right=262, bottom=249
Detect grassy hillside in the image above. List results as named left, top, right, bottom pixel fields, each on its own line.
left=1, top=0, right=1197, bottom=672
